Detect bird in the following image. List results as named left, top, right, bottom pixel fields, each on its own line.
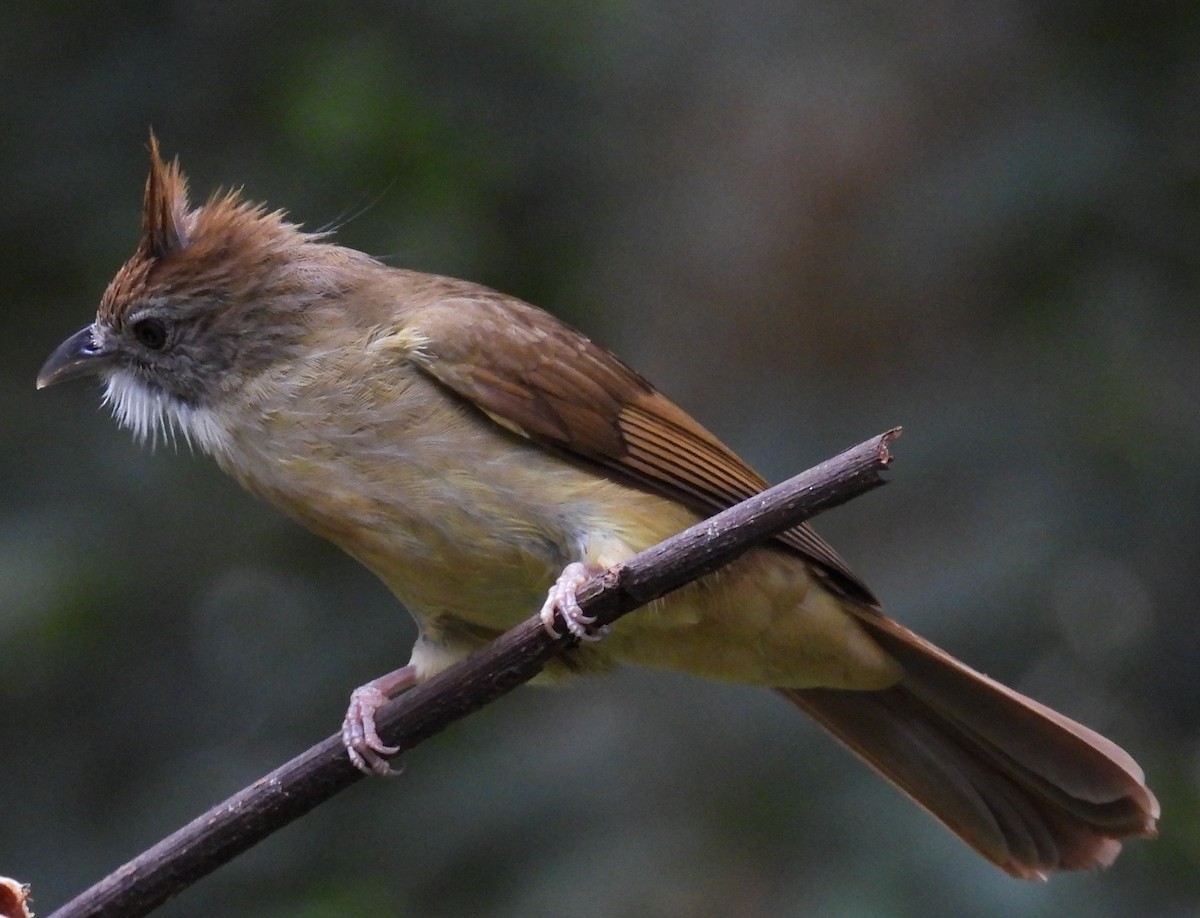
left=38, top=136, right=1157, bottom=879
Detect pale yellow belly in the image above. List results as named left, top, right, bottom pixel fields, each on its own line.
left=363, top=465, right=902, bottom=693
left=226, top=386, right=900, bottom=692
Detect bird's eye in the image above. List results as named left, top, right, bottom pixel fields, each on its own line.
left=131, top=317, right=169, bottom=350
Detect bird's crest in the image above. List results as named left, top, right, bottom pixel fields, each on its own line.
left=143, top=130, right=191, bottom=260
left=99, top=133, right=315, bottom=323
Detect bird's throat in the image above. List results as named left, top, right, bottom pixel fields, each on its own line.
left=103, top=370, right=232, bottom=455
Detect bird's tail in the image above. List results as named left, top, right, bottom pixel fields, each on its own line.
left=778, top=611, right=1158, bottom=879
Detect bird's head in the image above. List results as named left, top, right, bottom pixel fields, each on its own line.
left=37, top=135, right=373, bottom=452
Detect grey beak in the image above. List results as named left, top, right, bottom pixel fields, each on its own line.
left=37, top=325, right=116, bottom=389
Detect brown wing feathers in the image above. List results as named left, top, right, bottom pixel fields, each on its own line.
left=410, top=289, right=876, bottom=602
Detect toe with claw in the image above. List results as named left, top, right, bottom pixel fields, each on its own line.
left=341, top=663, right=417, bottom=776
left=539, top=561, right=608, bottom=642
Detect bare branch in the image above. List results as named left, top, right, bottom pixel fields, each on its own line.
left=46, top=429, right=899, bottom=918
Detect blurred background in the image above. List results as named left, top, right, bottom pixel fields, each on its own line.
left=2, top=2, right=1197, bottom=915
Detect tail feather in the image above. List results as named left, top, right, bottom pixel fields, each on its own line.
left=779, top=612, right=1158, bottom=880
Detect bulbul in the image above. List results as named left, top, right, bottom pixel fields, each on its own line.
left=39, top=137, right=1157, bottom=879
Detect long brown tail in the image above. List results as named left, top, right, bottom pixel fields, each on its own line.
left=779, top=611, right=1158, bottom=880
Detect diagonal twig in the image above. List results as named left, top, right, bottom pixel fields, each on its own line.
left=47, top=428, right=900, bottom=918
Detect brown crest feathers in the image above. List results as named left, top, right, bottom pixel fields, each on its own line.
left=144, top=131, right=191, bottom=260
left=99, top=139, right=341, bottom=324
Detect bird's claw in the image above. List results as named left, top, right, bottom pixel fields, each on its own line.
left=539, top=561, right=609, bottom=643
left=341, top=664, right=417, bottom=776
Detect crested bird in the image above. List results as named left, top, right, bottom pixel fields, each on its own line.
left=38, top=137, right=1158, bottom=879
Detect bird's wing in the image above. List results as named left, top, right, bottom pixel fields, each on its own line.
left=404, top=287, right=879, bottom=607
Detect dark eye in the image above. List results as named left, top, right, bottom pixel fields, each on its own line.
left=132, top=317, right=169, bottom=350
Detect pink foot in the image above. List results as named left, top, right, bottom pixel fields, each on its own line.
left=342, top=663, right=418, bottom=776
left=539, top=561, right=608, bottom=642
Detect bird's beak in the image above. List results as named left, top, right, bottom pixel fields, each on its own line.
left=37, top=324, right=116, bottom=389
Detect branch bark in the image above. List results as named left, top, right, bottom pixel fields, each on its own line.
left=47, top=428, right=900, bottom=918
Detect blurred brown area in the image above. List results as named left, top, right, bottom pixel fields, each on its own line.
left=2, top=2, right=1197, bottom=915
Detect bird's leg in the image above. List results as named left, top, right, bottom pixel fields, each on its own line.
left=539, top=561, right=608, bottom=642
left=347, top=561, right=608, bottom=775
left=342, top=663, right=418, bottom=776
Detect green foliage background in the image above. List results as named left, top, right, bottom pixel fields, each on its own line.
left=2, top=2, right=1197, bottom=915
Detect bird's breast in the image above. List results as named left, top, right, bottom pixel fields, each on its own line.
left=211, top=363, right=685, bottom=634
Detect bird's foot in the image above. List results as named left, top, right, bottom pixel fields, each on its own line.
left=342, top=663, right=418, bottom=776
left=539, top=561, right=608, bottom=642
